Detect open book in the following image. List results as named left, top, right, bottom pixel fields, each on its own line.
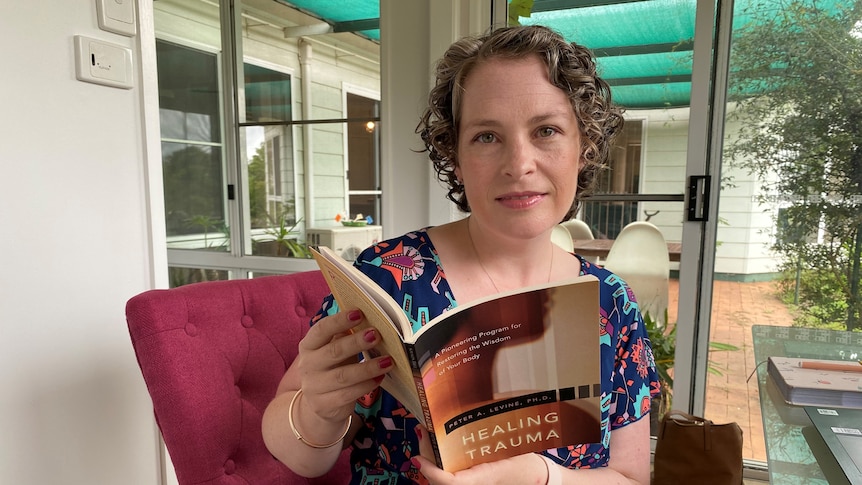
left=311, top=246, right=602, bottom=472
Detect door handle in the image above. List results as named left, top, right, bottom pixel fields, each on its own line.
left=687, top=175, right=711, bottom=222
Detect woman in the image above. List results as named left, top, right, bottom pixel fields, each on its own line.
left=262, top=25, right=659, bottom=484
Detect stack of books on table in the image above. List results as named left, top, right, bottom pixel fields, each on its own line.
left=767, top=356, right=862, bottom=408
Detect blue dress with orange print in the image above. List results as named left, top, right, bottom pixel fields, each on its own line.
left=309, top=228, right=660, bottom=485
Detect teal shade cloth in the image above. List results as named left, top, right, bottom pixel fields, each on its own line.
left=275, top=0, right=848, bottom=109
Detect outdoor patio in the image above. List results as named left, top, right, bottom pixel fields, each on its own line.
left=666, top=278, right=796, bottom=462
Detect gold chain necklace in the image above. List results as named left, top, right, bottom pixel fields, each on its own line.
left=465, top=218, right=554, bottom=294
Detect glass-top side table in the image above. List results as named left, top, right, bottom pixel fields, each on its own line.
left=752, top=324, right=862, bottom=484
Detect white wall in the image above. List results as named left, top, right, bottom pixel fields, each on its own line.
left=0, top=1, right=164, bottom=483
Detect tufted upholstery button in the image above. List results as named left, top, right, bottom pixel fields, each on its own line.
left=295, top=305, right=307, bottom=318
left=241, top=315, right=253, bottom=328
left=224, top=459, right=235, bottom=475
left=185, top=323, right=198, bottom=337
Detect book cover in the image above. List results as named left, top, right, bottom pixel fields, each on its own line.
left=311, top=246, right=602, bottom=472
left=767, top=357, right=862, bottom=408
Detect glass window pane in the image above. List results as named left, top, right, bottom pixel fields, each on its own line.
left=157, top=0, right=382, bottom=268
left=156, top=37, right=229, bottom=253
left=711, top=1, right=862, bottom=473
left=168, top=266, right=230, bottom=288
left=161, top=141, right=228, bottom=251
left=156, top=40, right=221, bottom=143
left=245, top=64, right=292, bottom=122
left=242, top=122, right=308, bottom=258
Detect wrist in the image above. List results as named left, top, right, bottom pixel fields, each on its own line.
left=288, top=389, right=352, bottom=449
left=539, top=455, right=562, bottom=485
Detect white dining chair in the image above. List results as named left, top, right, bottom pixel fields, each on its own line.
left=561, top=219, right=594, bottom=241
left=562, top=219, right=598, bottom=263
left=603, top=221, right=670, bottom=325
left=551, top=224, right=574, bottom=253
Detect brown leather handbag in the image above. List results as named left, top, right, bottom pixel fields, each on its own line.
left=653, top=410, right=744, bottom=485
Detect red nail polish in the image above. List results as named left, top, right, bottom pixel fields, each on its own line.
left=363, top=329, right=376, bottom=342
left=374, top=375, right=385, bottom=384
left=415, top=427, right=423, bottom=440
left=411, top=457, right=422, bottom=470
left=348, top=310, right=362, bottom=321
left=378, top=356, right=393, bottom=369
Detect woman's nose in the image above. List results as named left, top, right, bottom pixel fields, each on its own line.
left=501, top=137, right=537, bottom=177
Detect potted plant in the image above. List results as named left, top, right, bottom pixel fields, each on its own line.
left=255, top=212, right=312, bottom=259
left=643, top=310, right=739, bottom=434
left=185, top=214, right=228, bottom=250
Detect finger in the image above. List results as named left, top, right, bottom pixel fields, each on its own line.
left=301, top=308, right=364, bottom=352
left=415, top=424, right=436, bottom=463
left=412, top=424, right=454, bottom=484
left=302, top=353, right=394, bottom=408
left=298, top=362, right=394, bottom=425
left=411, top=455, right=448, bottom=484
left=314, top=326, right=387, bottom=372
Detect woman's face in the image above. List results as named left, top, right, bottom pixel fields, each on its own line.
left=455, top=55, right=582, bottom=239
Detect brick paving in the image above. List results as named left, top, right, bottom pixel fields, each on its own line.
left=666, top=279, right=795, bottom=462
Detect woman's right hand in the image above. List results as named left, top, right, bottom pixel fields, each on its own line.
left=292, top=307, right=393, bottom=430
left=263, top=307, right=392, bottom=476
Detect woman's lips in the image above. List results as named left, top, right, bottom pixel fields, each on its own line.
left=496, top=192, right=546, bottom=209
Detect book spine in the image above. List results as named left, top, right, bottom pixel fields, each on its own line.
left=406, top=343, right=443, bottom=468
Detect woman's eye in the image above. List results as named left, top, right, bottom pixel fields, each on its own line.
left=538, top=127, right=557, bottom=138
left=476, top=133, right=496, bottom=143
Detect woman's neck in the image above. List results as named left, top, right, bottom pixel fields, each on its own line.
left=463, top=217, right=556, bottom=293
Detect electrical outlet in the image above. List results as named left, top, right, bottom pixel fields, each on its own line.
left=74, top=35, right=133, bottom=89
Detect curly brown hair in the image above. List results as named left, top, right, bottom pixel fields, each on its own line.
left=417, top=25, right=624, bottom=222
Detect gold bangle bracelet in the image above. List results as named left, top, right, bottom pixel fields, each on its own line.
left=288, top=388, right=353, bottom=449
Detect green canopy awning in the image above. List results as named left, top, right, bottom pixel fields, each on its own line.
left=275, top=0, right=849, bottom=109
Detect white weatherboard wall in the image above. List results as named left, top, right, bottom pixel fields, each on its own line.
left=0, top=1, right=163, bottom=484
left=637, top=107, right=777, bottom=276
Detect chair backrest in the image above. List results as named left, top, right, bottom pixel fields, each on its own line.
left=561, top=219, right=598, bottom=263
left=126, top=271, right=351, bottom=485
left=561, top=219, right=594, bottom=241
left=603, top=222, right=670, bottom=323
left=551, top=224, right=574, bottom=252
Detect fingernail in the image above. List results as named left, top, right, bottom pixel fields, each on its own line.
left=378, top=356, right=393, bottom=369
left=411, top=457, right=421, bottom=470
left=348, top=310, right=362, bottom=322
left=415, top=426, right=423, bottom=440
left=374, top=375, right=385, bottom=384
left=363, top=329, right=376, bottom=343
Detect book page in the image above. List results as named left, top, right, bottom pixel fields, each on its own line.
left=311, top=246, right=426, bottom=423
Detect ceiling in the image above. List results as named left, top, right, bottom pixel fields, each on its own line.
left=273, top=0, right=841, bottom=109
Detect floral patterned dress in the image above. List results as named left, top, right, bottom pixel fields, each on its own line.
left=309, top=228, right=660, bottom=485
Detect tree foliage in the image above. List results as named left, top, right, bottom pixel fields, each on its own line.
left=725, top=0, right=862, bottom=330
left=162, top=145, right=224, bottom=236
left=248, top=143, right=268, bottom=228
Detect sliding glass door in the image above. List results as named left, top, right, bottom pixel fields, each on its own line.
left=702, top=0, right=862, bottom=479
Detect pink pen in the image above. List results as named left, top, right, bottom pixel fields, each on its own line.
left=798, top=360, right=862, bottom=373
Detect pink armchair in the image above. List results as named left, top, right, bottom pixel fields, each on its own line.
left=126, top=271, right=351, bottom=484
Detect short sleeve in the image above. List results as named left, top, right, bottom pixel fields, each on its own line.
left=604, top=273, right=661, bottom=429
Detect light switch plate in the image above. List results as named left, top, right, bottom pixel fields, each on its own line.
left=96, top=0, right=137, bottom=36
left=74, top=35, right=133, bottom=89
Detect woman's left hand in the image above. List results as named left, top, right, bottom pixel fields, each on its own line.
left=411, top=425, right=549, bottom=485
